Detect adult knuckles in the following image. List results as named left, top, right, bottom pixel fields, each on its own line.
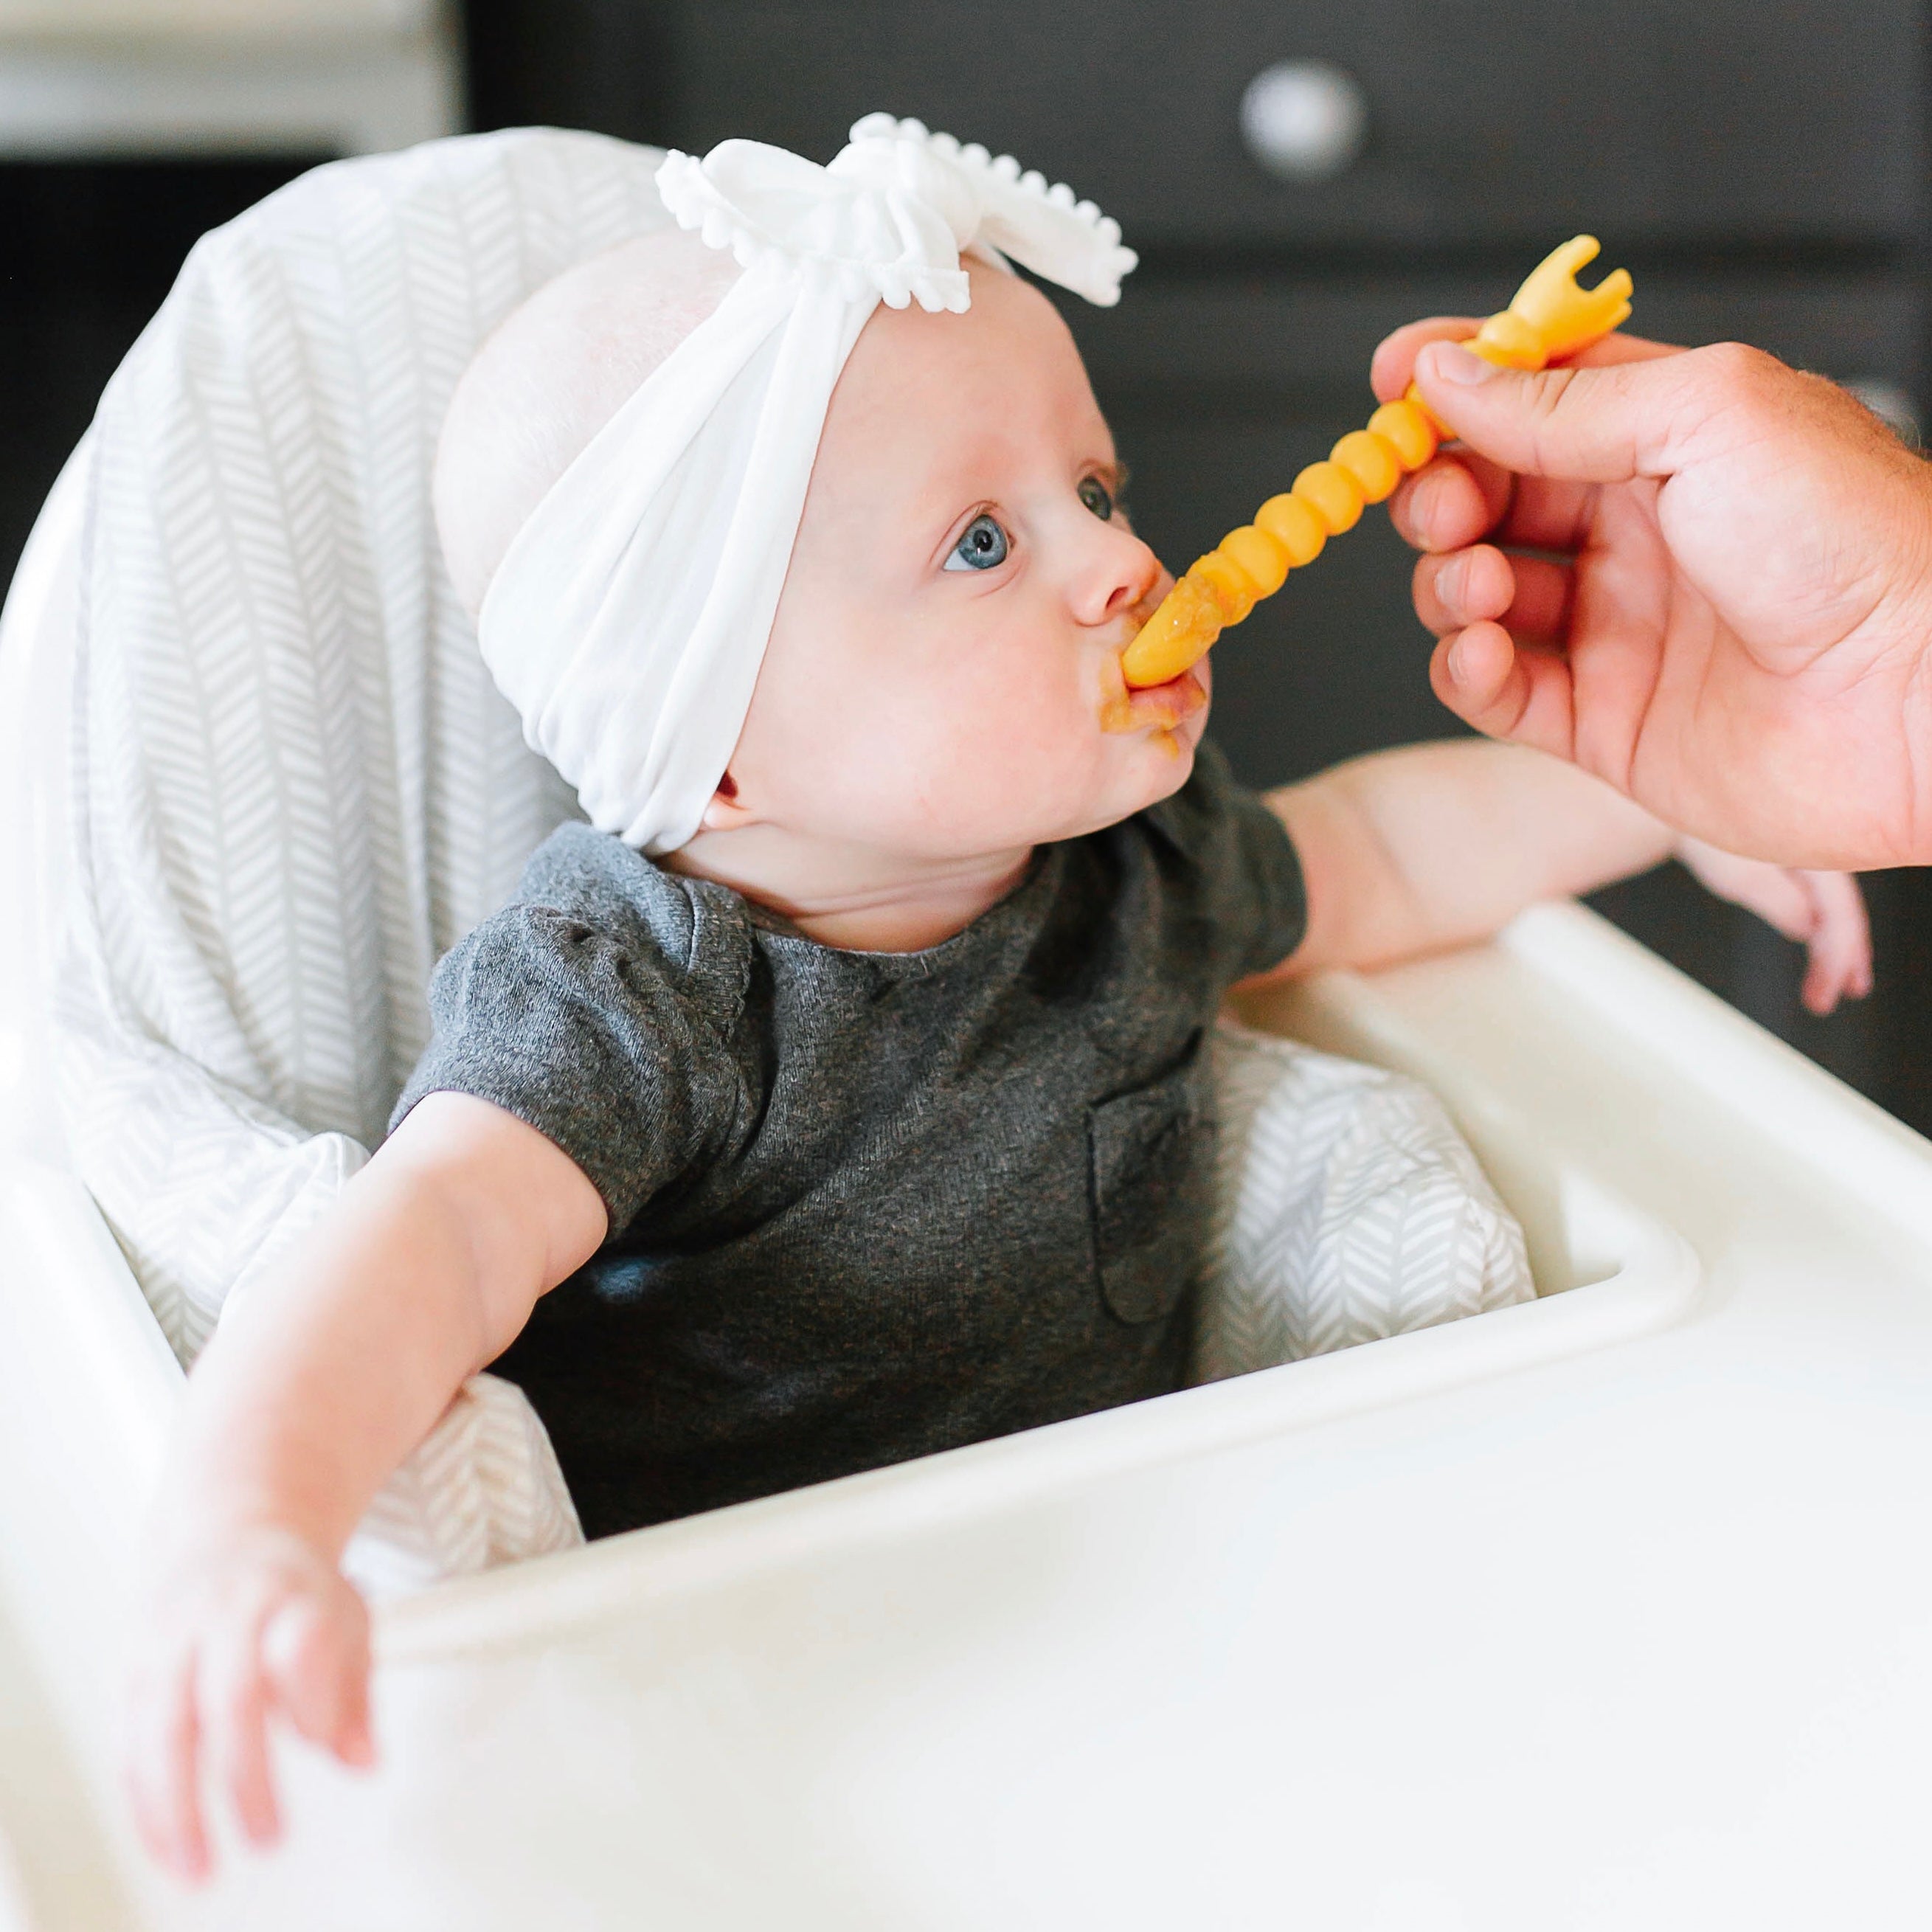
left=1692, top=339, right=1778, bottom=388
left=1677, top=342, right=1796, bottom=436
left=1511, top=364, right=1604, bottom=478
left=1530, top=340, right=1792, bottom=478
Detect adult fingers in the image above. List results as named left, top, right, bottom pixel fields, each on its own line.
left=1373, top=320, right=1683, bottom=402
left=1388, top=450, right=1514, bottom=555
left=1393, top=456, right=1609, bottom=559
left=1427, top=621, right=1577, bottom=761
left=1554, top=332, right=1685, bottom=368
left=1413, top=547, right=1571, bottom=643
left=1413, top=545, right=1514, bottom=636
left=1371, top=317, right=1481, bottom=402
left=1408, top=337, right=1760, bottom=487
left=1383, top=340, right=1685, bottom=555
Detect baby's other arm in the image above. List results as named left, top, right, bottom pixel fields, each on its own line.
left=1252, top=738, right=1869, bottom=1012
left=124, top=1093, right=606, bottom=1883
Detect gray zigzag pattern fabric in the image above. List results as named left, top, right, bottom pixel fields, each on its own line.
left=58, top=130, right=676, bottom=1576
left=343, top=1373, right=584, bottom=1596
left=51, top=131, right=1531, bottom=1590
left=1196, top=1023, right=1534, bottom=1382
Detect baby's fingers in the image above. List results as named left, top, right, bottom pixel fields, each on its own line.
left=125, top=1657, right=211, bottom=1885
left=1798, top=871, right=1872, bottom=1016
left=1685, top=842, right=1873, bottom=1013
left=201, top=1632, right=282, bottom=1849
left=263, top=1588, right=375, bottom=1769
left=1677, top=840, right=1817, bottom=940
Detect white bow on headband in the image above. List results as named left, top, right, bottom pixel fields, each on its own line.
left=476, top=114, right=1137, bottom=854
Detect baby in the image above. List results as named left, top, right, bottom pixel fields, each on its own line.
left=124, top=121, right=1871, bottom=1880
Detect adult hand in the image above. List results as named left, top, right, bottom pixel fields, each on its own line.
left=1371, top=322, right=1932, bottom=869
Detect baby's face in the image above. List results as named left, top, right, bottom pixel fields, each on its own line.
left=726, top=263, right=1209, bottom=863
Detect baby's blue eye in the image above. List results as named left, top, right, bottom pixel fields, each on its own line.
left=945, top=513, right=1011, bottom=572
left=1078, top=475, right=1115, bottom=521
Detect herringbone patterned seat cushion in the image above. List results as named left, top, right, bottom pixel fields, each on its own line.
left=57, top=128, right=673, bottom=1588
left=1199, top=1025, right=1532, bottom=1382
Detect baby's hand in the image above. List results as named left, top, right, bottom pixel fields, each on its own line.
left=1675, top=837, right=1873, bottom=1015
left=124, top=1525, right=374, bottom=1884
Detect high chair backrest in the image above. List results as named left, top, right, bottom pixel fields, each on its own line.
left=54, top=129, right=673, bottom=1357
left=30, top=130, right=1537, bottom=1598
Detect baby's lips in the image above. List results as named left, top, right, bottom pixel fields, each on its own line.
left=1119, top=577, right=1225, bottom=690
left=1097, top=572, right=1210, bottom=733
left=1125, top=668, right=1208, bottom=731
left=1098, top=651, right=1207, bottom=735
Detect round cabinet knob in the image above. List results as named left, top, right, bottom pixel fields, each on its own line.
left=1240, top=60, right=1368, bottom=181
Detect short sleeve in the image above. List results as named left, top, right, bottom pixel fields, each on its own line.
left=1141, top=738, right=1307, bottom=984
left=387, top=828, right=745, bottom=1239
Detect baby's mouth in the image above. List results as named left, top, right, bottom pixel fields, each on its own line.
left=1098, top=647, right=1207, bottom=735
left=1096, top=575, right=1210, bottom=736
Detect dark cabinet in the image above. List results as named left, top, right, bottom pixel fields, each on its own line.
left=642, top=1, right=1925, bottom=254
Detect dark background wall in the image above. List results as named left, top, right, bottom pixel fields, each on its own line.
left=9, top=1, right=1932, bottom=1126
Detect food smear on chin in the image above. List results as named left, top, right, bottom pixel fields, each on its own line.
left=1099, top=650, right=1205, bottom=735
left=1098, top=648, right=1135, bottom=733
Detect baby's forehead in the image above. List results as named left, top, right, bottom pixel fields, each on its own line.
left=820, top=266, right=1111, bottom=485
left=865, top=259, right=1090, bottom=384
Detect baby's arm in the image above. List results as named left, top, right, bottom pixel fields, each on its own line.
left=1258, top=738, right=1870, bottom=1011
left=124, top=1092, right=606, bottom=1883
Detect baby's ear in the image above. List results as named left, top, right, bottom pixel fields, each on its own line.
left=698, top=772, right=760, bottom=834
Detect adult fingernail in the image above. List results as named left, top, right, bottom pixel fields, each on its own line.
left=1399, top=468, right=1441, bottom=541
left=1426, top=342, right=1498, bottom=386
left=1445, top=634, right=1468, bottom=685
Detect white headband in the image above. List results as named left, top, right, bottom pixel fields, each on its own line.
left=474, top=112, right=1137, bottom=854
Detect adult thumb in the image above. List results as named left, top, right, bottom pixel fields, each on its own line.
left=1410, top=335, right=1732, bottom=487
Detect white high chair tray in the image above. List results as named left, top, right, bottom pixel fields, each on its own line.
left=4, top=470, right=1932, bottom=1928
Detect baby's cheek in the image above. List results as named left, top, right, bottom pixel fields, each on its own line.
left=1096, top=650, right=1133, bottom=733
left=918, top=676, right=1088, bottom=825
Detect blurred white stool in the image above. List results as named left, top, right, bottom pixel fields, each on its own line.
left=0, top=0, right=459, bottom=158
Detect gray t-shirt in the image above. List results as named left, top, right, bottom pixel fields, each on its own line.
left=390, top=740, right=1305, bottom=1537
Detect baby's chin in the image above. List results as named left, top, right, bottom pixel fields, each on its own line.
left=1076, top=690, right=1211, bottom=837
left=1141, top=702, right=1208, bottom=797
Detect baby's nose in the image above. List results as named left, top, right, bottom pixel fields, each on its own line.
left=1076, top=527, right=1163, bottom=627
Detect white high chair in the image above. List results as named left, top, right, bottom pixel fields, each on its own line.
left=5, top=129, right=1932, bottom=1932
